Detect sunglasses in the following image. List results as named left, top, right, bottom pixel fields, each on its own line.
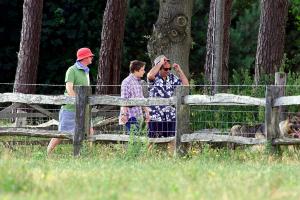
left=162, top=67, right=171, bottom=71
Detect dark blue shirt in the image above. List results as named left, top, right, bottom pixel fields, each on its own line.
left=148, top=73, right=181, bottom=121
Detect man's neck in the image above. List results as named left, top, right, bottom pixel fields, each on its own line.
left=78, top=61, right=88, bottom=67
left=159, top=72, right=167, bottom=80
left=132, top=73, right=139, bottom=79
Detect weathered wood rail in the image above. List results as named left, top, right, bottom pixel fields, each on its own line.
left=1, top=72, right=299, bottom=156
left=184, top=93, right=265, bottom=106
left=0, top=128, right=72, bottom=139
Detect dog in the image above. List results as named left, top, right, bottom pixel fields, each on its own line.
left=230, top=124, right=265, bottom=139
left=230, top=113, right=300, bottom=139
left=229, top=114, right=300, bottom=151
left=279, top=113, right=300, bottom=138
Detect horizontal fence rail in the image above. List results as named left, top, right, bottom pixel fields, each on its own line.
left=89, top=134, right=175, bottom=143
left=89, top=95, right=176, bottom=106
left=184, top=94, right=266, bottom=106
left=0, top=93, right=74, bottom=105
left=273, top=138, right=300, bottom=145
left=0, top=92, right=273, bottom=107
left=274, top=95, right=300, bottom=106
left=181, top=133, right=266, bottom=144
left=0, top=128, right=72, bottom=139
left=0, top=112, right=46, bottom=118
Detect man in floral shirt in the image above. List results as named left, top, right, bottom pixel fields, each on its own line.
left=147, top=55, right=189, bottom=138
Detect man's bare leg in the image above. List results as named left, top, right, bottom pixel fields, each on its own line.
left=47, top=138, right=62, bottom=155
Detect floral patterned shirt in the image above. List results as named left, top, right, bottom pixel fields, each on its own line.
left=148, top=73, right=181, bottom=122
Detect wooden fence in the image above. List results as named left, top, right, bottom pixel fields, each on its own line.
left=1, top=73, right=300, bottom=156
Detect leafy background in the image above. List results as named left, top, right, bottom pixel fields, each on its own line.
left=0, top=0, right=299, bottom=93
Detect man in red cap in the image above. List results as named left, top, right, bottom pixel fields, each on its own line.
left=47, top=47, right=94, bottom=154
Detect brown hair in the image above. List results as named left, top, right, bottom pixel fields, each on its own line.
left=129, top=60, right=145, bottom=73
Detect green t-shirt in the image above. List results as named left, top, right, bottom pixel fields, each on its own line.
left=62, top=64, right=90, bottom=111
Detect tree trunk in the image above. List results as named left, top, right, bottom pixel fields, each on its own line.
left=204, top=0, right=232, bottom=94
left=147, top=0, right=193, bottom=77
left=96, top=0, right=127, bottom=95
left=13, top=0, right=43, bottom=94
left=221, top=0, right=233, bottom=87
left=254, top=0, right=289, bottom=85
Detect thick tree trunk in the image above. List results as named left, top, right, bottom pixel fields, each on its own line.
left=204, top=0, right=232, bottom=93
left=13, top=0, right=43, bottom=94
left=96, top=0, right=127, bottom=95
left=254, top=0, right=289, bottom=85
left=147, top=0, right=193, bottom=77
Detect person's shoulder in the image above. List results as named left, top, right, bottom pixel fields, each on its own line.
left=121, top=74, right=132, bottom=85
left=66, top=64, right=77, bottom=72
left=169, top=73, right=179, bottom=79
left=149, top=74, right=161, bottom=81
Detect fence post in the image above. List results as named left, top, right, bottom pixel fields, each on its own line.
left=265, top=85, right=280, bottom=154
left=275, top=72, right=287, bottom=121
left=175, top=86, right=190, bottom=156
left=74, top=86, right=91, bottom=157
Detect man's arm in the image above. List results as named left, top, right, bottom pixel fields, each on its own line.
left=66, top=82, right=76, bottom=96
left=147, top=57, right=165, bottom=80
left=120, top=81, right=130, bottom=124
left=143, top=107, right=150, bottom=122
left=173, top=63, right=189, bottom=86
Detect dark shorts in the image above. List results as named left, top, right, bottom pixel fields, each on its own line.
left=125, top=117, right=139, bottom=134
left=148, top=121, right=175, bottom=138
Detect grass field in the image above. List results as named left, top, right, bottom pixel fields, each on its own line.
left=1, top=142, right=300, bottom=200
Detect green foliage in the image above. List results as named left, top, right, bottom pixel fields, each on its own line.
left=285, top=0, right=300, bottom=73
left=229, top=1, right=260, bottom=72
left=290, top=0, right=300, bottom=30
left=190, top=0, right=210, bottom=78
left=124, top=120, right=149, bottom=160
left=1, top=0, right=300, bottom=95
left=0, top=1, right=23, bottom=87
left=123, top=0, right=159, bottom=78
left=39, top=0, right=105, bottom=89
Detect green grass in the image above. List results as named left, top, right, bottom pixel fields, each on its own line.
left=1, top=143, right=300, bottom=200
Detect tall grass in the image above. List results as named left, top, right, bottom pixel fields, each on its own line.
left=1, top=143, right=300, bottom=200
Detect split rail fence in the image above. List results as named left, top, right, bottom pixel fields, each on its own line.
left=1, top=73, right=300, bottom=156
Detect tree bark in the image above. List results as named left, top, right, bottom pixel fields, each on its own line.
left=221, top=0, right=233, bottom=87
left=147, top=0, right=193, bottom=77
left=254, top=0, right=289, bottom=85
left=13, top=0, right=43, bottom=94
left=204, top=0, right=232, bottom=94
left=96, top=0, right=127, bottom=95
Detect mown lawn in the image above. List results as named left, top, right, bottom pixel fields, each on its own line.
left=1, top=142, right=300, bottom=200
